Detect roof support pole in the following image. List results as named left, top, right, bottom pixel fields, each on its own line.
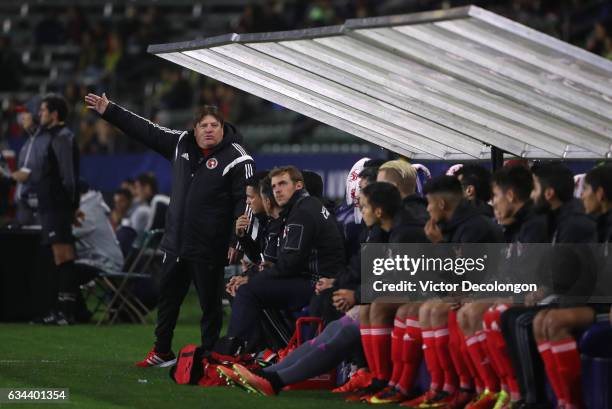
left=491, top=146, right=504, bottom=172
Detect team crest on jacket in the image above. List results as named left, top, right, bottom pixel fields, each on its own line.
left=206, top=158, right=218, bottom=169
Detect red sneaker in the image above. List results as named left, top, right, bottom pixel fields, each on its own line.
left=465, top=390, right=499, bottom=409
left=134, top=346, right=176, bottom=368
left=232, top=363, right=277, bottom=396
left=217, top=365, right=245, bottom=388
left=367, top=385, right=408, bottom=404
left=344, top=381, right=386, bottom=402
left=449, top=389, right=477, bottom=409
left=418, top=390, right=456, bottom=408
left=332, top=369, right=373, bottom=393
left=400, top=389, right=440, bottom=408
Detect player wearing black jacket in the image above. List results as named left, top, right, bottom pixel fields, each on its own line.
left=520, top=165, right=612, bottom=409
left=226, top=166, right=345, bottom=350
left=409, top=176, right=504, bottom=408
left=455, top=165, right=548, bottom=408
left=32, top=94, right=80, bottom=326
left=500, top=163, right=597, bottom=408
left=85, top=93, right=254, bottom=366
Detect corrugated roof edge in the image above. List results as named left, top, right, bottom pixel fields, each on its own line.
left=343, top=5, right=471, bottom=29
left=146, top=5, right=474, bottom=54
left=147, top=26, right=344, bottom=54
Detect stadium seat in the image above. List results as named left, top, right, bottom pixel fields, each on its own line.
left=93, top=229, right=165, bottom=325
left=146, top=194, right=170, bottom=231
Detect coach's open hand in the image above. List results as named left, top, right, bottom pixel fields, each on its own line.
left=84, top=93, right=110, bottom=115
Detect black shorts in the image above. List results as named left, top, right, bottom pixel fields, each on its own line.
left=40, top=210, right=74, bottom=245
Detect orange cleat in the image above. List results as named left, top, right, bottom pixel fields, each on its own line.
left=332, top=369, right=373, bottom=393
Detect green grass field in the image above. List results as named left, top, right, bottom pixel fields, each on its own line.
left=0, top=290, right=374, bottom=409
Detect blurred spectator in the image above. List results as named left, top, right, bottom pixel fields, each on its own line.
left=234, top=4, right=258, bottom=33
left=158, top=69, right=193, bottom=110
left=77, top=114, right=97, bottom=153
left=63, top=6, right=89, bottom=45
left=12, top=99, right=44, bottom=225
left=103, top=32, right=124, bottom=79
left=118, top=4, right=142, bottom=44
left=74, top=183, right=124, bottom=273
left=72, top=182, right=124, bottom=323
left=305, top=0, right=337, bottom=27
left=127, top=172, right=157, bottom=236
left=111, top=187, right=132, bottom=231
left=121, top=178, right=137, bottom=198
left=587, top=22, right=612, bottom=58
left=35, top=9, right=65, bottom=45
left=0, top=36, right=24, bottom=91
left=78, top=30, right=103, bottom=83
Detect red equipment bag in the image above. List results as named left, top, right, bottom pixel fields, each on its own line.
left=280, top=317, right=337, bottom=391
left=170, top=345, right=260, bottom=387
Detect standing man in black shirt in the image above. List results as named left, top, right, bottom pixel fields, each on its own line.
left=34, top=94, right=80, bottom=325
left=85, top=93, right=254, bottom=367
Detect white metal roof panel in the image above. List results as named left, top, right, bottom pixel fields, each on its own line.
left=148, top=5, right=612, bottom=160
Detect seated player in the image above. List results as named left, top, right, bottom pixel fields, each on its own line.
left=217, top=182, right=400, bottom=396
left=500, top=162, right=597, bottom=408
left=227, top=174, right=283, bottom=297
left=455, top=164, right=494, bottom=218
left=352, top=160, right=430, bottom=404
left=531, top=165, right=611, bottom=409
left=404, top=175, right=503, bottom=409
left=457, top=165, right=547, bottom=409
left=224, top=166, right=345, bottom=351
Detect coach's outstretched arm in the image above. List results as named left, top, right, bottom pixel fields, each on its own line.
left=85, top=93, right=182, bottom=161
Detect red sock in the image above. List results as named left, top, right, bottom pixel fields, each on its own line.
left=465, top=331, right=500, bottom=392
left=360, top=327, right=376, bottom=377
left=371, top=326, right=393, bottom=381
left=397, top=316, right=422, bottom=394
left=433, top=326, right=457, bottom=393
left=460, top=333, right=482, bottom=391
left=537, top=341, right=567, bottom=405
left=448, top=310, right=473, bottom=390
left=389, top=318, right=406, bottom=387
left=551, top=339, right=583, bottom=408
left=422, top=328, right=443, bottom=391
left=483, top=306, right=521, bottom=401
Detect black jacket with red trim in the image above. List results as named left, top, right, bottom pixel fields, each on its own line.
left=101, top=102, right=254, bottom=261
left=258, top=189, right=345, bottom=280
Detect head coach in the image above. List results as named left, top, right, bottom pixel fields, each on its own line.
left=85, top=92, right=255, bottom=367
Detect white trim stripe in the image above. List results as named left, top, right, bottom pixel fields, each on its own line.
left=537, top=342, right=551, bottom=352
left=360, top=329, right=371, bottom=335
left=496, top=304, right=509, bottom=313
left=466, top=335, right=479, bottom=346
left=434, top=328, right=450, bottom=337
left=232, top=143, right=248, bottom=156
left=551, top=342, right=577, bottom=354
left=394, top=319, right=406, bottom=329
left=422, top=330, right=435, bottom=339
left=405, top=319, right=421, bottom=328
left=174, top=131, right=188, bottom=160
left=222, top=155, right=254, bottom=176
left=370, top=328, right=393, bottom=336
left=118, top=105, right=184, bottom=135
